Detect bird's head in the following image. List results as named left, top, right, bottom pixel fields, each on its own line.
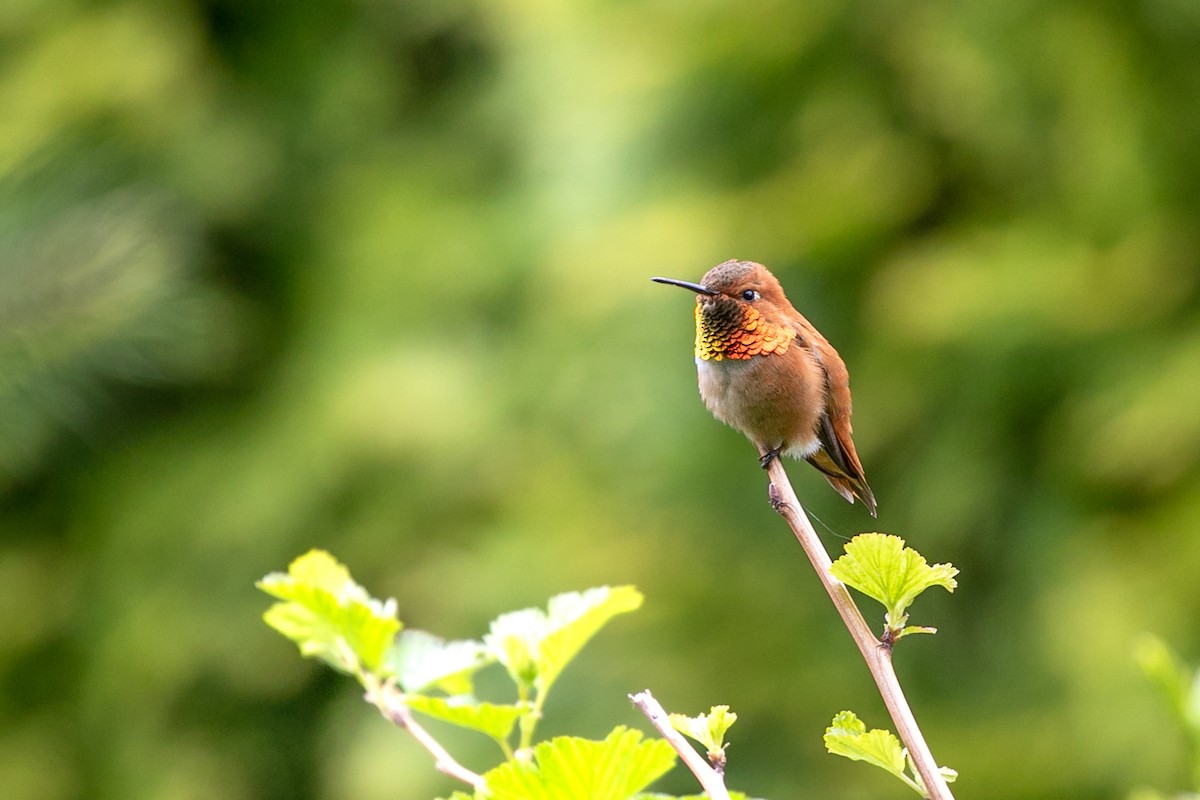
left=652, top=260, right=797, bottom=361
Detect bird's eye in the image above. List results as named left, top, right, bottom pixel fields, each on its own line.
left=741, top=289, right=759, bottom=302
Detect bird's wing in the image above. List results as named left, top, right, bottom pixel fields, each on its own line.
left=789, top=318, right=862, bottom=474
left=813, top=343, right=864, bottom=477
left=792, top=317, right=877, bottom=515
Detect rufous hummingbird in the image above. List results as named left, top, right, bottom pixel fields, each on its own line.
left=653, top=259, right=877, bottom=516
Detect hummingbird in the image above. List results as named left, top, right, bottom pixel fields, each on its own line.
left=653, top=260, right=877, bottom=516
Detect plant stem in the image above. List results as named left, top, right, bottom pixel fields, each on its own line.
left=369, top=682, right=485, bottom=790
left=629, top=690, right=731, bottom=800
left=763, top=456, right=954, bottom=800
left=517, top=682, right=541, bottom=753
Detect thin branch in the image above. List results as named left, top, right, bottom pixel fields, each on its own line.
left=763, top=455, right=954, bottom=800
left=629, top=690, right=731, bottom=800
left=369, top=683, right=485, bottom=790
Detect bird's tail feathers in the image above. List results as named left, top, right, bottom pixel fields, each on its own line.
left=806, top=449, right=878, bottom=517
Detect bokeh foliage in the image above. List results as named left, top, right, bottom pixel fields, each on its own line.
left=3, top=1, right=1200, bottom=798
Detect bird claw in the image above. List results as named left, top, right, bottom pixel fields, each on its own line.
left=758, top=448, right=781, bottom=469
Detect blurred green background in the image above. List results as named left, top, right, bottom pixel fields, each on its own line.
left=3, top=1, right=1200, bottom=798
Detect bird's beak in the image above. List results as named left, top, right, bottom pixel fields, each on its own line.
left=651, top=277, right=718, bottom=296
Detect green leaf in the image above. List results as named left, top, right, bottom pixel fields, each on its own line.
left=824, top=710, right=907, bottom=779
left=388, top=629, right=492, bottom=695
left=900, top=625, right=938, bottom=638
left=486, top=607, right=547, bottom=689
left=1125, top=790, right=1171, bottom=800
left=257, top=550, right=400, bottom=675
left=825, top=711, right=955, bottom=795
left=484, top=586, right=643, bottom=696
left=1134, top=633, right=1193, bottom=724
left=829, top=533, right=957, bottom=636
left=480, top=727, right=675, bottom=800
left=405, top=695, right=523, bottom=744
left=668, top=705, right=737, bottom=760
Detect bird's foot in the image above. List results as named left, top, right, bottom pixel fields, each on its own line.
left=758, top=447, right=781, bottom=469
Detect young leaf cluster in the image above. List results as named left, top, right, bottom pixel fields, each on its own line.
left=824, top=534, right=959, bottom=796
left=829, top=533, right=958, bottom=642
left=258, top=550, right=734, bottom=800
left=669, top=706, right=738, bottom=769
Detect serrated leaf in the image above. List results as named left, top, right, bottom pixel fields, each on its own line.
left=481, top=726, right=675, bottom=800
left=405, top=695, right=523, bottom=744
left=388, top=630, right=491, bottom=694
left=484, top=586, right=643, bottom=696
left=826, top=711, right=955, bottom=796
left=668, top=705, right=737, bottom=755
left=257, top=550, right=400, bottom=674
left=824, top=710, right=907, bottom=779
left=830, top=534, right=957, bottom=631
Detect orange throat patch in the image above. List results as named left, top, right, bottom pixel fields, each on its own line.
left=694, top=302, right=795, bottom=361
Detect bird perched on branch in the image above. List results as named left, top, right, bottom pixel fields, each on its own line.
left=653, top=260, right=877, bottom=516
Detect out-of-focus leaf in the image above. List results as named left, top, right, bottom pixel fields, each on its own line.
left=484, top=586, right=643, bottom=696
left=404, top=695, right=523, bottom=745
left=1135, top=633, right=1191, bottom=722
left=388, top=629, right=491, bottom=695
left=258, top=550, right=400, bottom=675
left=486, top=608, right=547, bottom=690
